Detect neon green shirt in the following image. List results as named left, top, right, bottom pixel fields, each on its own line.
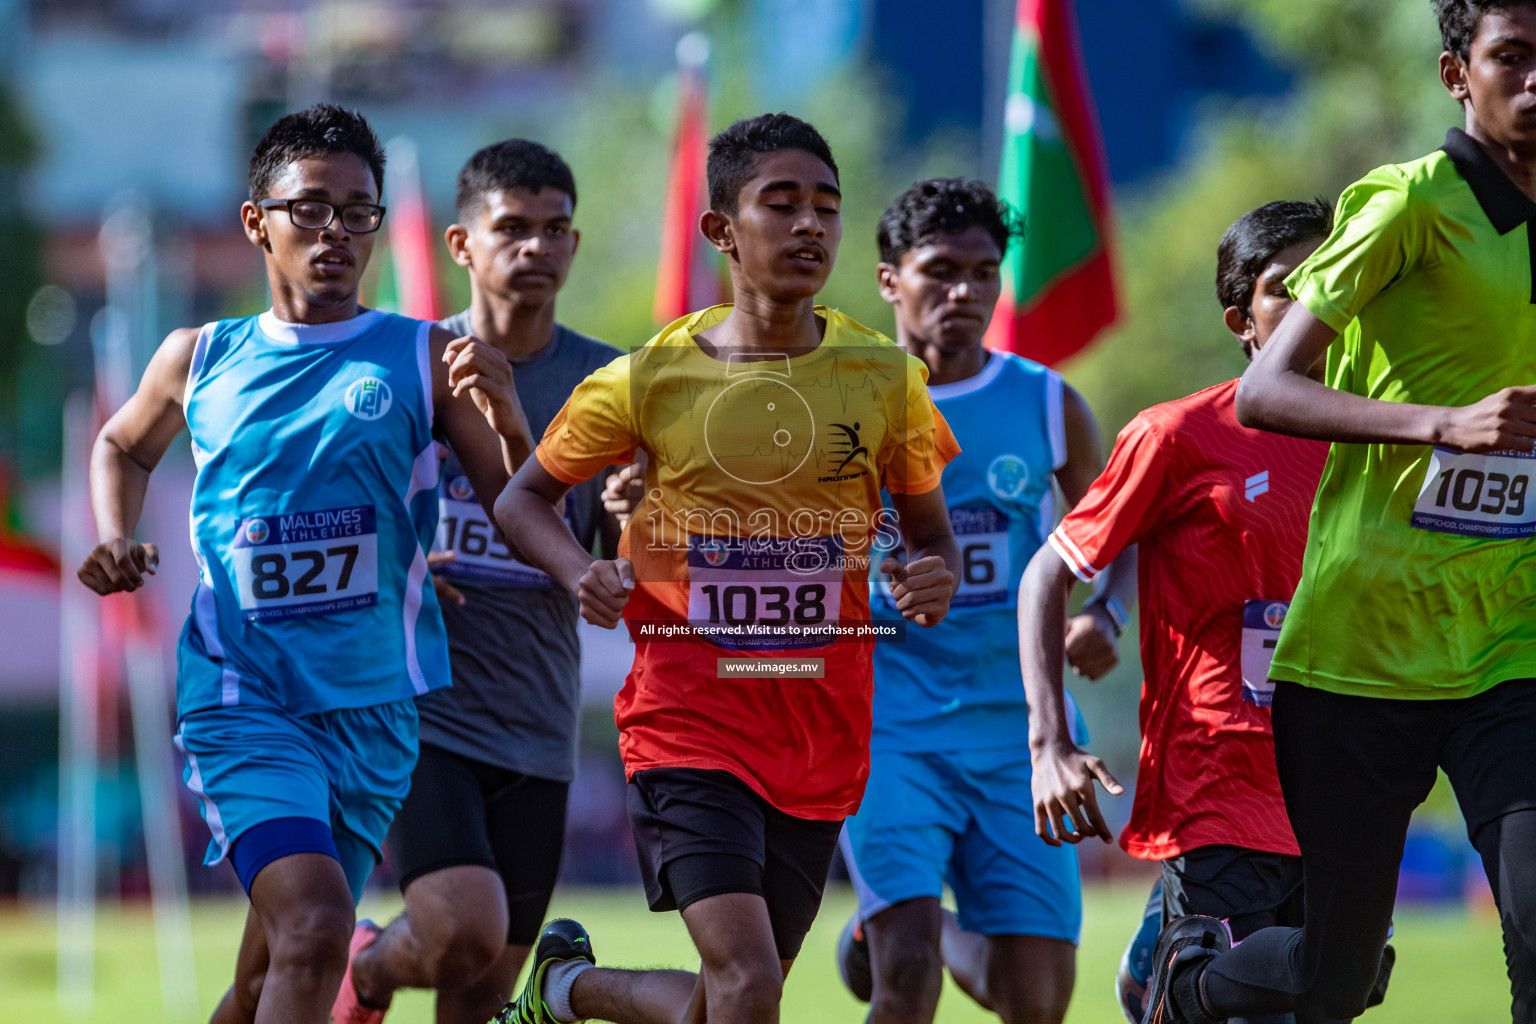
left=1273, top=129, right=1536, bottom=698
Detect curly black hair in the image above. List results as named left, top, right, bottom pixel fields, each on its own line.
left=1215, top=198, right=1334, bottom=356
left=1434, top=0, right=1536, bottom=59
left=248, top=103, right=385, bottom=202
left=455, top=138, right=577, bottom=220
left=876, top=178, right=1024, bottom=265
left=706, top=112, right=839, bottom=217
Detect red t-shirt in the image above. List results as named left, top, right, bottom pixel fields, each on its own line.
left=1049, top=380, right=1326, bottom=860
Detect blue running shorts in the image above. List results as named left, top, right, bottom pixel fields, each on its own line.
left=841, top=745, right=1081, bottom=941
left=173, top=696, right=418, bottom=898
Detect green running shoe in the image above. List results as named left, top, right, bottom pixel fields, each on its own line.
left=489, top=919, right=596, bottom=1024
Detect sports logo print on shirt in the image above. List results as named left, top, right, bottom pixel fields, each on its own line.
left=344, top=376, right=393, bottom=421
left=818, top=422, right=870, bottom=483
left=987, top=454, right=1030, bottom=499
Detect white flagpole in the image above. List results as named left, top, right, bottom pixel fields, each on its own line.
left=57, top=391, right=98, bottom=1016
left=124, top=628, right=198, bottom=1019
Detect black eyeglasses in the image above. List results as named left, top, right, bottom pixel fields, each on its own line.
left=257, top=198, right=386, bottom=234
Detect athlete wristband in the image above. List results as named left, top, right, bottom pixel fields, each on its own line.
left=1084, top=595, right=1128, bottom=638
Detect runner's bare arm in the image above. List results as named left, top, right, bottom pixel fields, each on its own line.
left=885, top=486, right=960, bottom=628
left=431, top=327, right=532, bottom=520
left=1018, top=541, right=1123, bottom=847
left=79, top=326, right=197, bottom=595
left=496, top=458, right=633, bottom=628
left=1056, top=383, right=1135, bottom=680
left=1237, top=303, right=1536, bottom=451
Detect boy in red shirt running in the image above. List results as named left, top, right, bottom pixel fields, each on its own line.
left=1019, top=200, right=1362, bottom=1024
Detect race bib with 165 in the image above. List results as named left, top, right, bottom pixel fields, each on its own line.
left=686, top=535, right=844, bottom=652
left=1411, top=447, right=1536, bottom=539
left=1240, top=599, right=1288, bottom=707
left=436, top=471, right=557, bottom=588
left=232, top=505, right=379, bottom=621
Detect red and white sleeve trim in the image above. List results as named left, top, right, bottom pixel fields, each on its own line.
left=1048, top=527, right=1100, bottom=583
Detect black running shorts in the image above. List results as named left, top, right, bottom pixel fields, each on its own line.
left=386, top=742, right=569, bottom=945
left=1160, top=844, right=1304, bottom=942
left=626, top=767, right=843, bottom=960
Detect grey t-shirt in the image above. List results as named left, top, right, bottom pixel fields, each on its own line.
left=418, top=313, right=622, bottom=781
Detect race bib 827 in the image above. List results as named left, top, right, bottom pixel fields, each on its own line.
left=1412, top=447, right=1536, bottom=539
left=232, top=506, right=379, bottom=621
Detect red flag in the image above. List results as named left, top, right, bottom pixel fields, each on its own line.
left=654, top=34, right=722, bottom=324
left=984, top=0, right=1119, bottom=365
left=384, top=136, right=441, bottom=322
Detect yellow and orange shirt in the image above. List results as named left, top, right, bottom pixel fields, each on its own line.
left=537, top=304, right=959, bottom=818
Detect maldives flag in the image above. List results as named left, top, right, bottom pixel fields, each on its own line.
left=654, top=36, right=723, bottom=324
left=383, top=136, right=441, bottom=322
left=984, top=0, right=1119, bottom=366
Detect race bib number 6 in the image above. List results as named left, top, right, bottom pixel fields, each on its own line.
left=233, top=505, right=379, bottom=621
left=950, top=507, right=1011, bottom=607
left=1411, top=447, right=1536, bottom=539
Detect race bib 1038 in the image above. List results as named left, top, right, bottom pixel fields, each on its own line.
left=686, top=535, right=845, bottom=652
left=1411, top=447, right=1536, bottom=539
left=232, top=505, right=379, bottom=621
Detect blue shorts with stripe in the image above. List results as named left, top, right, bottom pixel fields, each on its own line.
left=174, top=691, right=418, bottom=893
left=841, top=745, right=1082, bottom=942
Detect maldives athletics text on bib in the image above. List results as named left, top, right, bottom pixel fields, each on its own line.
left=232, top=506, right=380, bottom=621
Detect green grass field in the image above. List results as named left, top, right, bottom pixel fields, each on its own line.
left=0, top=883, right=1511, bottom=1022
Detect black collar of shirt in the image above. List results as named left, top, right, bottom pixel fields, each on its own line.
left=1442, top=127, right=1536, bottom=234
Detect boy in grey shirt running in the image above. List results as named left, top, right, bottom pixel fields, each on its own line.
left=332, top=139, right=624, bottom=1024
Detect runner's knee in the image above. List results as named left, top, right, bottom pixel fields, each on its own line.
left=704, top=956, right=783, bottom=1016
left=425, top=920, right=505, bottom=988
left=989, top=951, right=1072, bottom=1024
left=871, top=932, right=942, bottom=1001
left=266, top=900, right=353, bottom=979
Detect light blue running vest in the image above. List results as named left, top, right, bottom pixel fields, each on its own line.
left=177, top=309, right=450, bottom=718
left=871, top=351, right=1086, bottom=752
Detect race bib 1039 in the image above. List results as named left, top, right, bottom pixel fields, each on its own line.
left=232, top=505, right=379, bottom=621
left=686, top=535, right=845, bottom=652
left=1411, top=447, right=1536, bottom=539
